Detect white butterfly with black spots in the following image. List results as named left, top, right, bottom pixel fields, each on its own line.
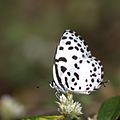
left=50, top=30, right=104, bottom=94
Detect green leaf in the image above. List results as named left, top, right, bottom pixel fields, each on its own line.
left=21, top=115, right=64, bottom=120
left=97, top=96, right=120, bottom=120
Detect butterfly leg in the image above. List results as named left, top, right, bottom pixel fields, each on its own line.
left=100, top=80, right=109, bottom=87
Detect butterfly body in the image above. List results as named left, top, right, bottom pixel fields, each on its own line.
left=50, top=30, right=104, bottom=94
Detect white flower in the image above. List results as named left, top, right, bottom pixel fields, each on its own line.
left=56, top=93, right=82, bottom=119
left=0, top=95, right=26, bottom=120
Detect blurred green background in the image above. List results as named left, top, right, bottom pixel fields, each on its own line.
left=0, top=0, right=120, bottom=118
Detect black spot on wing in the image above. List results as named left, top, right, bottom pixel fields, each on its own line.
left=74, top=82, right=77, bottom=86
left=71, top=78, right=75, bottom=82
left=75, top=46, right=79, bottom=51
left=74, top=39, right=77, bottom=42
left=85, top=79, right=88, bottom=82
left=72, top=55, right=78, bottom=60
left=82, top=54, right=85, bottom=58
left=97, top=79, right=100, bottom=83
left=89, top=84, right=92, bottom=87
left=67, top=72, right=71, bottom=76
left=79, top=60, right=83, bottom=63
left=71, top=87, right=74, bottom=90
left=90, top=70, right=92, bottom=73
left=74, top=72, right=79, bottom=80
left=77, top=43, right=81, bottom=47
left=91, top=78, right=94, bottom=82
left=62, top=36, right=67, bottom=40
left=86, top=87, right=90, bottom=90
left=80, top=48, right=84, bottom=53
left=69, top=37, right=73, bottom=39
left=87, top=60, right=90, bottom=63
left=55, top=57, right=67, bottom=62
left=65, top=77, right=69, bottom=88
left=92, top=63, right=95, bottom=67
left=66, top=41, right=71, bottom=45
left=93, top=67, right=97, bottom=71
left=92, top=73, right=97, bottom=77
left=59, top=46, right=64, bottom=50
left=74, top=63, right=79, bottom=69
left=68, top=46, right=73, bottom=50
left=61, top=66, right=67, bottom=73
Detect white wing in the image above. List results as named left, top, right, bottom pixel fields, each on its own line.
left=52, top=30, right=91, bottom=92
left=51, top=30, right=104, bottom=94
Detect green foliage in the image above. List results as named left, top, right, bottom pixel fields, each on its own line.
left=21, top=115, right=81, bottom=120
left=21, top=115, right=64, bottom=120
left=97, top=96, right=120, bottom=120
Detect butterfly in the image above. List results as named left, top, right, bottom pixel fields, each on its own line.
left=50, top=30, right=104, bottom=94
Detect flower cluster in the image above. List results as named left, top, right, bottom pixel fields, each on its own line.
left=56, top=93, right=82, bottom=119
